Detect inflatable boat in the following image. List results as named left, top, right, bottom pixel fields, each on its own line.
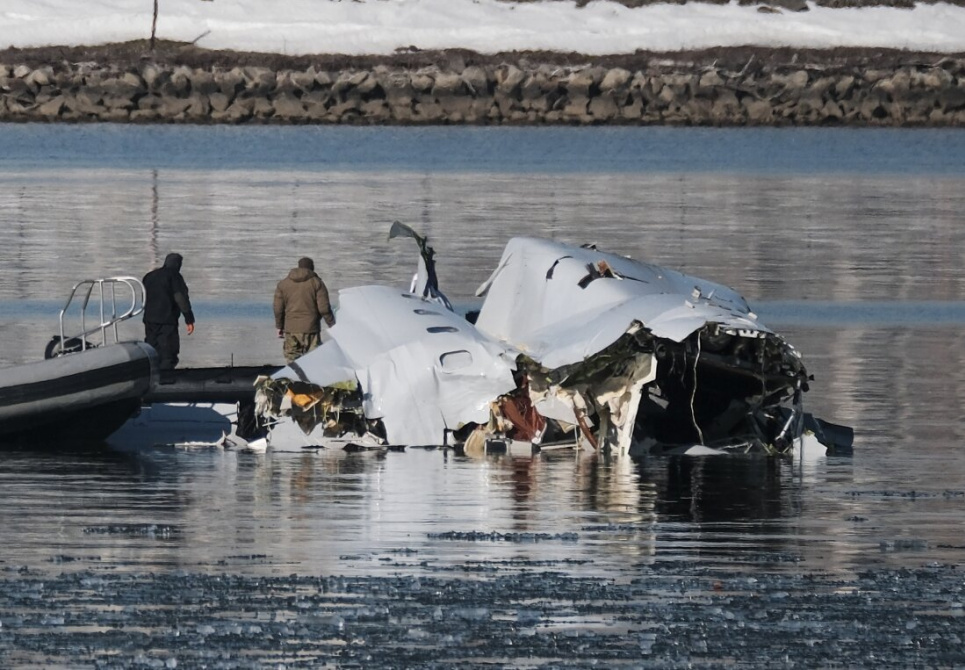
left=0, top=341, right=156, bottom=444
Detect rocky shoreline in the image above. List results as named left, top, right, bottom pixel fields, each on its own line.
left=2, top=41, right=964, bottom=125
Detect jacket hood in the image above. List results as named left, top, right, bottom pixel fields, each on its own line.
left=288, top=267, right=317, bottom=282
left=163, top=253, right=183, bottom=272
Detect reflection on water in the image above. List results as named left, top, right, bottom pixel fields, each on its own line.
left=1, top=440, right=961, bottom=579
left=0, top=126, right=964, bottom=580
left=3, top=169, right=965, bottom=310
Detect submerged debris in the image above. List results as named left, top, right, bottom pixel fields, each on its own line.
left=426, top=531, right=580, bottom=543
left=83, top=524, right=180, bottom=537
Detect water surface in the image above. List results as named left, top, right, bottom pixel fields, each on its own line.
left=0, top=124, right=963, bottom=582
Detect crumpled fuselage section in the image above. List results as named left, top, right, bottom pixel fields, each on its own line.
left=256, top=234, right=848, bottom=456
left=255, top=283, right=518, bottom=448
left=472, top=237, right=815, bottom=454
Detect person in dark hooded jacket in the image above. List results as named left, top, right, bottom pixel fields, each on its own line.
left=142, top=252, right=195, bottom=370
left=273, top=257, right=335, bottom=363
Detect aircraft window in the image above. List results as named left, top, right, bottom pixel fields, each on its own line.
left=440, top=350, right=473, bottom=370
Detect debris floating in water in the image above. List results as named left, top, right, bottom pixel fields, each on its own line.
left=257, top=226, right=852, bottom=456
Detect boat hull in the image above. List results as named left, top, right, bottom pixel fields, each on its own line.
left=0, top=342, right=156, bottom=444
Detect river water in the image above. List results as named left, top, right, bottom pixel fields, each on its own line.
left=1, top=124, right=964, bottom=587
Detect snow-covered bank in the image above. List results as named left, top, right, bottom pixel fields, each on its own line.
left=4, top=0, right=964, bottom=127
left=4, top=0, right=965, bottom=56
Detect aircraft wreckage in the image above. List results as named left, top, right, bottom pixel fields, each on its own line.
left=254, top=224, right=851, bottom=457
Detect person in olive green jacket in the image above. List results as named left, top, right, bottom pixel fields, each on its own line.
left=273, top=257, right=335, bottom=363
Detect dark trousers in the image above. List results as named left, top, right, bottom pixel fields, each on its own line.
left=144, top=322, right=180, bottom=370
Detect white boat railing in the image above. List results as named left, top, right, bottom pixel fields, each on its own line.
left=51, top=277, right=145, bottom=357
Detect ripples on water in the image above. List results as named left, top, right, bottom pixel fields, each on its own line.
left=0, top=124, right=963, bottom=579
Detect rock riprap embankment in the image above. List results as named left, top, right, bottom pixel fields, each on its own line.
left=2, top=54, right=965, bottom=125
